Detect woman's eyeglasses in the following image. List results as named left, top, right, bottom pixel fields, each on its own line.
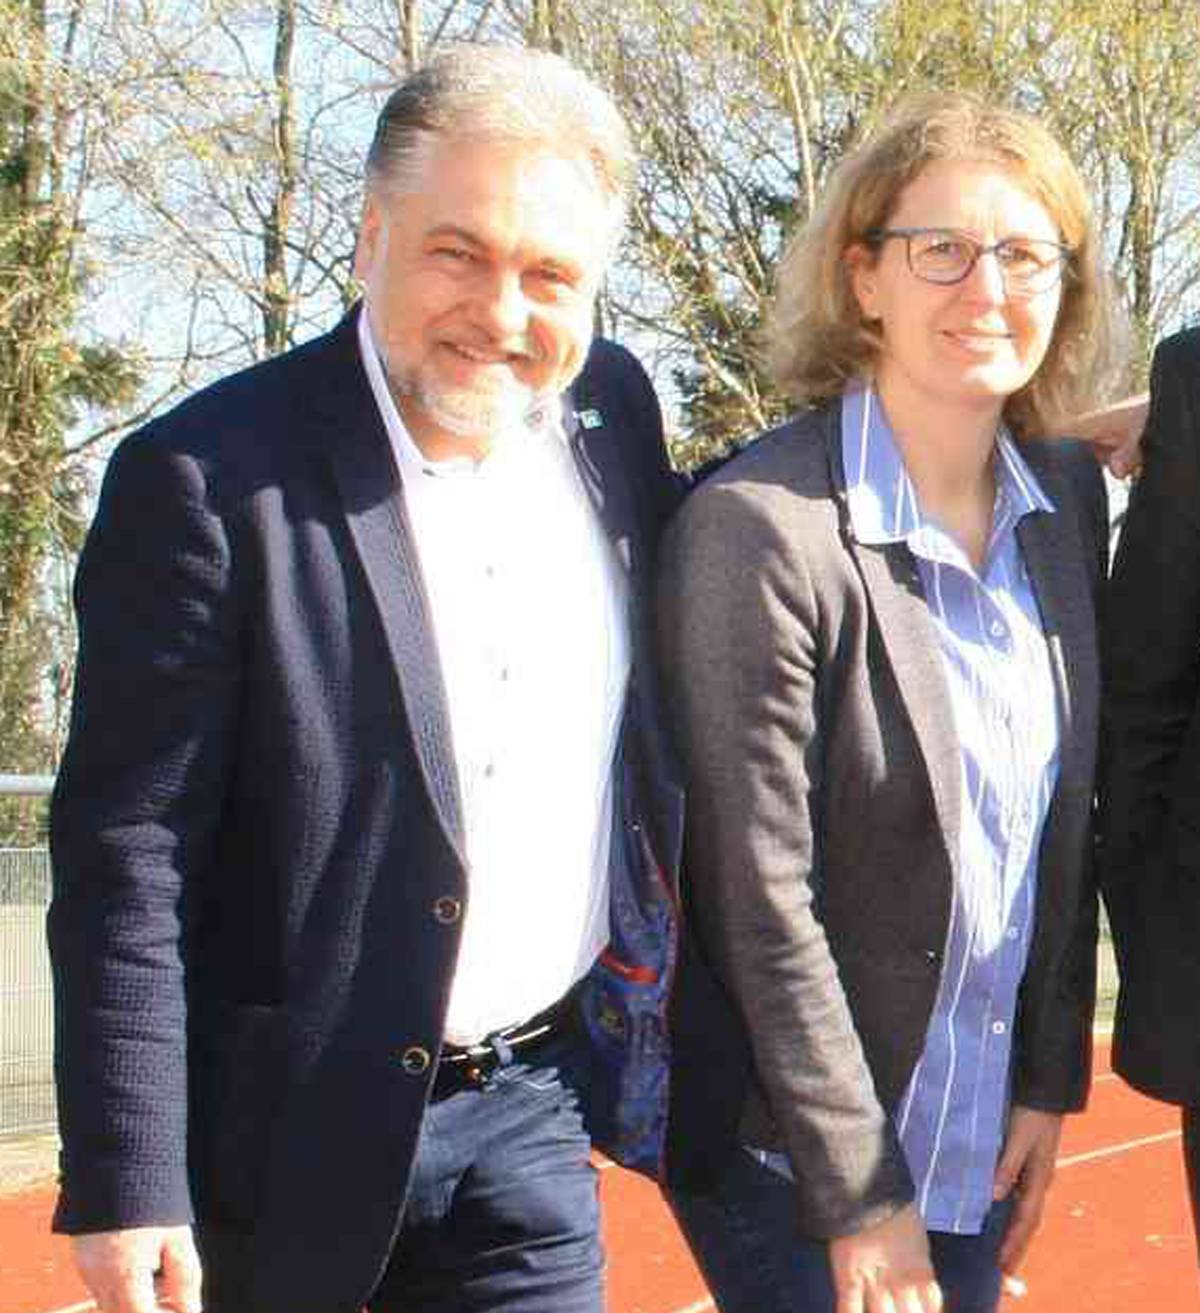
left=866, top=227, right=1072, bottom=296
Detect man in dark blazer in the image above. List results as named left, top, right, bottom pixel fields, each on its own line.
left=48, top=46, right=682, bottom=1313
left=1103, top=326, right=1200, bottom=1251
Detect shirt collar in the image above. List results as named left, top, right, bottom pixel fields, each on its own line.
left=355, top=305, right=567, bottom=480
left=840, top=382, right=1054, bottom=554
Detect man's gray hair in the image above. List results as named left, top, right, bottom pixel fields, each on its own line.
left=366, top=45, right=635, bottom=248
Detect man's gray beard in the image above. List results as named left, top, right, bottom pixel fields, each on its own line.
left=389, top=368, right=542, bottom=442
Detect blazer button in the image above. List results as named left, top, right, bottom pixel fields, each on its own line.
left=433, top=896, right=463, bottom=925
left=924, top=949, right=941, bottom=967
left=400, top=1045, right=432, bottom=1075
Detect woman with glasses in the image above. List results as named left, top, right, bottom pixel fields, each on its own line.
left=659, top=94, right=1118, bottom=1313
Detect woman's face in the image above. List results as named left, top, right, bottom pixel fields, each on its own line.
left=849, top=158, right=1065, bottom=417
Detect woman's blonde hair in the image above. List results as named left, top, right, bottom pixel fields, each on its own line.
left=765, top=92, right=1120, bottom=436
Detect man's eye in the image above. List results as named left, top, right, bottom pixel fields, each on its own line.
left=435, top=245, right=474, bottom=263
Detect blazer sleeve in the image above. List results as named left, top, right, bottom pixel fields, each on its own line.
left=48, top=431, right=240, bottom=1232
left=1103, top=335, right=1200, bottom=914
left=587, top=336, right=687, bottom=528
left=658, top=478, right=914, bottom=1238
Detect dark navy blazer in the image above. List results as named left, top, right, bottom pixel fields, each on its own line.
left=48, top=309, right=684, bottom=1312
left=1103, top=327, right=1200, bottom=1106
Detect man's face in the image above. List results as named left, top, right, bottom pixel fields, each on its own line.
left=354, top=135, right=614, bottom=460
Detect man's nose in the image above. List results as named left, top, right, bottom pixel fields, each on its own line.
left=477, top=270, right=529, bottom=338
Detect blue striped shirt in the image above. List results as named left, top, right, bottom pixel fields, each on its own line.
left=843, top=384, right=1060, bottom=1232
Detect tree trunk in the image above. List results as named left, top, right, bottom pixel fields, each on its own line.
left=262, top=0, right=297, bottom=356
left=531, top=0, right=564, bottom=53
left=401, top=0, right=421, bottom=69
left=0, top=0, right=67, bottom=771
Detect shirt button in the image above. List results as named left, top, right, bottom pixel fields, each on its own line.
left=991, top=1020, right=1007, bottom=1036
left=482, top=762, right=496, bottom=780
left=399, top=1045, right=432, bottom=1075
left=1006, top=926, right=1020, bottom=941
left=433, top=896, right=462, bottom=925
left=989, top=619, right=1006, bottom=639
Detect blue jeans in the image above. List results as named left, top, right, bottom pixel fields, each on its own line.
left=667, top=1147, right=1012, bottom=1313
left=367, top=1028, right=603, bottom=1313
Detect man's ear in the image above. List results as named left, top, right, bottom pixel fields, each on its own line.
left=353, top=193, right=384, bottom=282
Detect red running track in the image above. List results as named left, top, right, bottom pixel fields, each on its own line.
left=3, top=1042, right=1196, bottom=1313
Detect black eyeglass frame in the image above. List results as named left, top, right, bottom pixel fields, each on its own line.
left=864, top=226, right=1074, bottom=292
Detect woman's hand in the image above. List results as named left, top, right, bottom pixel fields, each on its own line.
left=993, top=1105, right=1064, bottom=1278
left=829, top=1202, right=943, bottom=1313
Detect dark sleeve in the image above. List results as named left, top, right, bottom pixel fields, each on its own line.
left=48, top=431, right=240, bottom=1232
left=617, top=339, right=685, bottom=514
left=1075, top=441, right=1110, bottom=591
left=1102, top=333, right=1200, bottom=910
left=584, top=337, right=686, bottom=528
left=657, top=479, right=913, bottom=1237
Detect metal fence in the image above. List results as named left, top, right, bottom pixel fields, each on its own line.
left=1, top=774, right=55, bottom=1138
left=0, top=843, right=55, bottom=1138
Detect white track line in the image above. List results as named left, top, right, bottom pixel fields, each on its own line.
left=39, top=1302, right=95, bottom=1313
left=667, top=1299, right=715, bottom=1313
left=1058, top=1128, right=1181, bottom=1168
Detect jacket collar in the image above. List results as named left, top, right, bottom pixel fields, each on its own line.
left=841, top=384, right=1054, bottom=557
left=316, top=307, right=468, bottom=865
left=308, top=310, right=642, bottom=865
left=820, top=399, right=1098, bottom=860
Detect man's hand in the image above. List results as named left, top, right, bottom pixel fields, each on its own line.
left=1067, top=395, right=1150, bottom=479
left=72, top=1226, right=202, bottom=1313
left=829, top=1202, right=943, bottom=1313
left=993, top=1105, right=1063, bottom=1278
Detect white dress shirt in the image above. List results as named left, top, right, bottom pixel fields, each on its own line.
left=357, top=312, right=630, bottom=1044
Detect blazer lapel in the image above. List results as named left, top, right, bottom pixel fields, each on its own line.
left=315, top=314, right=467, bottom=863
left=1014, top=478, right=1099, bottom=786
left=563, top=386, right=635, bottom=575
left=824, top=411, right=962, bottom=853
left=1012, top=454, right=1101, bottom=947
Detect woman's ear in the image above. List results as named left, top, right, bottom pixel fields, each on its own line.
left=845, top=244, right=879, bottom=320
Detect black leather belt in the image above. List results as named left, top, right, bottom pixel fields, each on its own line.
left=431, top=989, right=580, bottom=1100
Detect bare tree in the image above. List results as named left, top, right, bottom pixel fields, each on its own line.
left=5, top=0, right=1200, bottom=776
left=1028, top=0, right=1200, bottom=373
left=0, top=0, right=139, bottom=792
left=262, top=0, right=298, bottom=353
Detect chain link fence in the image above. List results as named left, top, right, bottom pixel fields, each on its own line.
left=1, top=845, right=55, bottom=1137
left=1, top=776, right=55, bottom=1138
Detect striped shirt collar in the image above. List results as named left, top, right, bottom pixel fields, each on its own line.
left=841, top=383, right=1054, bottom=559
